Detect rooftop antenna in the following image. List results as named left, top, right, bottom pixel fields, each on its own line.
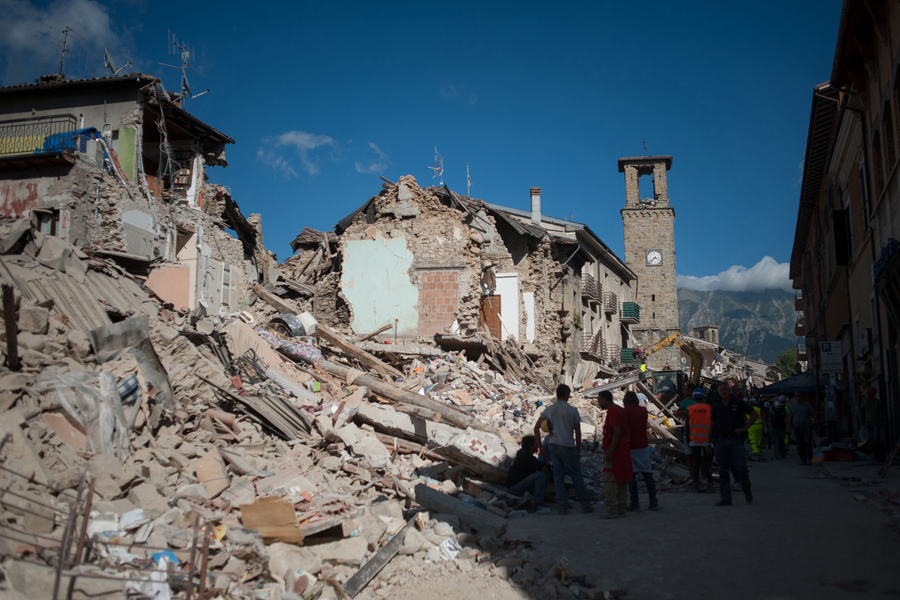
left=641, top=138, right=648, bottom=156
left=159, top=31, right=210, bottom=108
left=466, top=163, right=472, bottom=196
left=38, top=24, right=87, bottom=77
left=103, top=47, right=132, bottom=77
left=428, top=147, right=444, bottom=186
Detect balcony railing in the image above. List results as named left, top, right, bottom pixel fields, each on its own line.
left=794, top=292, right=804, bottom=311
left=795, top=318, right=805, bottom=336
left=603, top=292, right=618, bottom=314
left=620, top=347, right=634, bottom=365
left=0, top=114, right=79, bottom=157
left=581, top=331, right=605, bottom=361
left=620, top=301, right=640, bottom=324
left=581, top=275, right=602, bottom=302
left=606, top=343, right=621, bottom=367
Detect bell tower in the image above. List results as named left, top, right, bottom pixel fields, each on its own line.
left=619, top=155, right=680, bottom=370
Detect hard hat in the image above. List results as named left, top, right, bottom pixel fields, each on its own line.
left=692, top=388, right=706, bottom=399
left=541, top=419, right=551, bottom=433
left=773, top=401, right=782, bottom=408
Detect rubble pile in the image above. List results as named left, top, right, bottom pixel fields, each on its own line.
left=0, top=223, right=686, bottom=599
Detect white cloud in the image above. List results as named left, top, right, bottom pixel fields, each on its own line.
left=677, top=256, right=791, bottom=292
left=354, top=142, right=390, bottom=174
left=256, top=148, right=297, bottom=178
left=440, top=85, right=459, bottom=99
left=258, top=130, right=337, bottom=176
left=0, top=0, right=124, bottom=85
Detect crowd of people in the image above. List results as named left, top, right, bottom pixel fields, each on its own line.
left=505, top=378, right=887, bottom=515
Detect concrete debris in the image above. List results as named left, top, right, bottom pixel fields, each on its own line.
left=0, top=190, right=691, bottom=599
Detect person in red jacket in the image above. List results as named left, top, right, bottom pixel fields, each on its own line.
left=597, top=390, right=633, bottom=519
left=623, top=391, right=659, bottom=511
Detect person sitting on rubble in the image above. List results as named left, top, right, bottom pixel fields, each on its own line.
left=506, top=435, right=552, bottom=515
left=534, top=384, right=593, bottom=515
left=623, top=391, right=659, bottom=511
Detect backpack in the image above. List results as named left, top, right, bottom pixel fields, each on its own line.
left=771, top=408, right=786, bottom=429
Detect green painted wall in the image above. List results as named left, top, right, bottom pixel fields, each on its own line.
left=342, top=238, right=419, bottom=336
left=117, top=127, right=136, bottom=180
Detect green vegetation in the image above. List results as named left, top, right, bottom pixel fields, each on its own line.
left=775, top=348, right=799, bottom=376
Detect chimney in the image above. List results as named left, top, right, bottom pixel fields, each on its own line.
left=530, top=187, right=541, bottom=225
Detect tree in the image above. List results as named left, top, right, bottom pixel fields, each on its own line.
left=775, top=348, right=799, bottom=376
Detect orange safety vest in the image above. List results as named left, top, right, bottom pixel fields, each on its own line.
left=688, top=403, right=712, bottom=444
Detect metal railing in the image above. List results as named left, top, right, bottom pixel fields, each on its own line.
left=606, top=343, right=621, bottom=367
left=603, top=291, right=618, bottom=314
left=581, top=275, right=602, bottom=301
left=0, top=114, right=78, bottom=157
left=620, top=347, right=634, bottom=365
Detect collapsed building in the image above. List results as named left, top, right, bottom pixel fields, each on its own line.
left=284, top=176, right=640, bottom=386
left=0, top=73, right=274, bottom=317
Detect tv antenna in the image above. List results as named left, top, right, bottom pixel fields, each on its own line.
left=159, top=32, right=210, bottom=108
left=38, top=24, right=87, bottom=77
left=641, top=138, right=648, bottom=156
left=428, top=147, right=444, bottom=186
left=466, top=163, right=472, bottom=196
left=103, top=47, right=132, bottom=77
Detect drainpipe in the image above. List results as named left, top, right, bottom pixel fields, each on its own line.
left=530, top=187, right=541, bottom=226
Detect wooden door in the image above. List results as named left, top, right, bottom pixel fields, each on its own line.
left=479, top=295, right=502, bottom=339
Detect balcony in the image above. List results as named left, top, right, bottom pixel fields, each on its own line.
left=0, top=114, right=80, bottom=157
left=606, top=343, right=621, bottom=367
left=620, top=347, right=634, bottom=366
left=797, top=344, right=807, bottom=361
left=620, top=302, right=640, bottom=324
left=581, top=275, right=602, bottom=302
left=603, top=292, right=618, bottom=314
left=795, top=317, right=805, bottom=336
left=794, top=291, right=804, bottom=311
left=581, top=331, right=604, bottom=361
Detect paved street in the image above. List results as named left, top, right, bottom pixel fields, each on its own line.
left=502, top=456, right=900, bottom=600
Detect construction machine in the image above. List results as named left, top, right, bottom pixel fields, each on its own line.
left=642, top=332, right=704, bottom=389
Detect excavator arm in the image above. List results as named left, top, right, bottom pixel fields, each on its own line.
left=642, top=332, right=703, bottom=386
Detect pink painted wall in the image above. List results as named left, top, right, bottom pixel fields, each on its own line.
left=146, top=266, right=192, bottom=311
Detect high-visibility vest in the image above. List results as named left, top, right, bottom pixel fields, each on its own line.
left=688, top=403, right=712, bottom=443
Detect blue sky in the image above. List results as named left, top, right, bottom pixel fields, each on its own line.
left=1, top=0, right=844, bottom=291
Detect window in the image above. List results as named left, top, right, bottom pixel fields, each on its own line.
left=651, top=294, right=656, bottom=302
left=35, top=209, right=59, bottom=236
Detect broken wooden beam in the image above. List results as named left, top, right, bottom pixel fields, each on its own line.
left=343, top=518, right=415, bottom=598
left=2, top=285, right=20, bottom=371
left=251, top=283, right=297, bottom=316
left=356, top=324, right=393, bottom=343
left=414, top=484, right=508, bottom=537
left=316, top=324, right=404, bottom=380
left=373, top=432, right=443, bottom=460
left=302, top=357, right=494, bottom=434
left=394, top=404, right=441, bottom=423
left=358, top=342, right=444, bottom=356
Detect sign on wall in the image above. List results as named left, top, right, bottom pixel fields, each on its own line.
left=820, top=341, right=843, bottom=374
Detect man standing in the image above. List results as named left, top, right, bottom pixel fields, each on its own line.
left=533, top=385, right=592, bottom=514
left=597, top=390, right=633, bottom=519
left=687, top=388, right=715, bottom=492
left=769, top=398, right=788, bottom=459
left=788, top=391, right=815, bottom=466
left=859, top=386, right=887, bottom=462
left=506, top=436, right=552, bottom=515
left=708, top=382, right=756, bottom=506
left=623, top=391, right=659, bottom=512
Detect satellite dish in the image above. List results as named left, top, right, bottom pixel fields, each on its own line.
left=104, top=48, right=117, bottom=74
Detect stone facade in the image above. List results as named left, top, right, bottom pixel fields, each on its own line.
left=619, top=156, right=680, bottom=369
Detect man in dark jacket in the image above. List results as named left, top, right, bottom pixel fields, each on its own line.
left=506, top=435, right=551, bottom=515
left=708, top=382, right=757, bottom=506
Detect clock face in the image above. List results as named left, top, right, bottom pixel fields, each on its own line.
left=647, top=250, right=662, bottom=266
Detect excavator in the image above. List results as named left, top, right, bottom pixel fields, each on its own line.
left=642, top=332, right=706, bottom=396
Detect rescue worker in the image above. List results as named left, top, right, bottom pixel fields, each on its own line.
left=769, top=398, right=787, bottom=458
left=708, top=382, right=757, bottom=506
left=747, top=399, right=765, bottom=460
left=687, top=388, right=714, bottom=492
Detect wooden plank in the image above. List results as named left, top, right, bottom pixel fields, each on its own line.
left=414, top=484, right=508, bottom=537
left=394, top=404, right=441, bottom=423
left=372, top=432, right=443, bottom=460
left=2, top=285, right=20, bottom=371
left=358, top=342, right=444, bottom=356
left=251, top=283, right=297, bottom=316
left=316, top=324, right=404, bottom=380
left=343, top=518, right=415, bottom=598
left=357, top=324, right=392, bottom=343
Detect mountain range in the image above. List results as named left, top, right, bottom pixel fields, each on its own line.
left=677, top=288, right=799, bottom=363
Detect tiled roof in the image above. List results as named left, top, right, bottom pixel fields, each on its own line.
left=0, top=73, right=157, bottom=94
